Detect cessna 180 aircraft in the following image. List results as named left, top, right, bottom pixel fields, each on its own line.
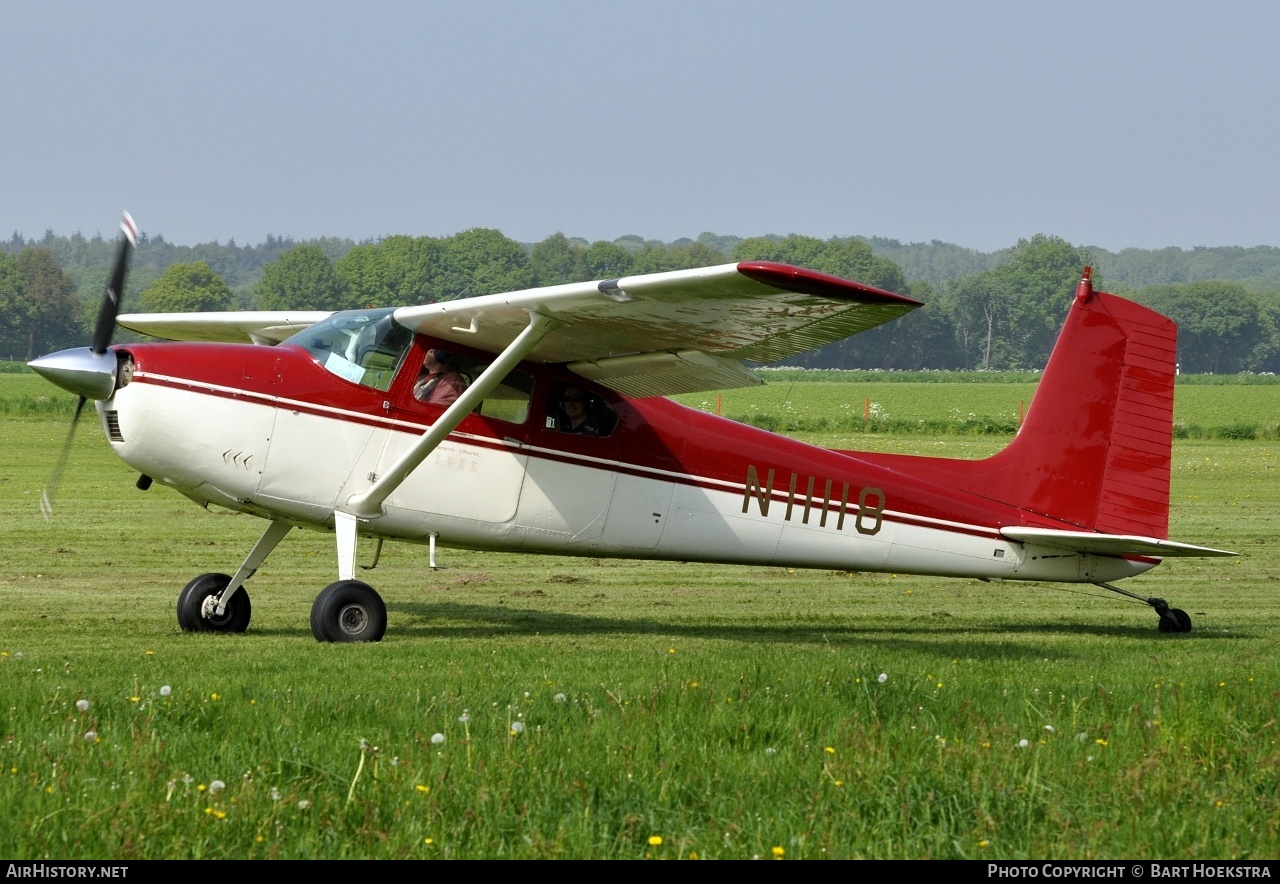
left=30, top=215, right=1235, bottom=642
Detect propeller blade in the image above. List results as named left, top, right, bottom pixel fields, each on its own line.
left=91, top=212, right=138, bottom=355
left=41, top=395, right=88, bottom=522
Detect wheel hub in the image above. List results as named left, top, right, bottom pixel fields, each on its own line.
left=338, top=603, right=369, bottom=636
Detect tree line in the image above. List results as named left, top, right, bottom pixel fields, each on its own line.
left=3, top=227, right=1278, bottom=373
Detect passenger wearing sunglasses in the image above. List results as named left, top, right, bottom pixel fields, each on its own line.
left=559, top=385, right=608, bottom=436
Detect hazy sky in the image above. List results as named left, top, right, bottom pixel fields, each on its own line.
left=4, top=1, right=1277, bottom=252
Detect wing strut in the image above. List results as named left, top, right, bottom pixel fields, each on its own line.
left=332, top=311, right=565, bottom=577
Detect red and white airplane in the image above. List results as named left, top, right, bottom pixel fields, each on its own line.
left=30, top=215, right=1235, bottom=642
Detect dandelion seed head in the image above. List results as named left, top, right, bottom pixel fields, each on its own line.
left=270, top=787, right=281, bottom=801
left=84, top=730, right=97, bottom=742
left=1043, top=725, right=1055, bottom=733
left=431, top=733, right=445, bottom=745
left=76, top=699, right=89, bottom=712
left=1018, top=739, right=1030, bottom=748
left=297, top=799, right=311, bottom=810
left=159, top=685, right=171, bottom=697
left=877, top=673, right=888, bottom=683
left=553, top=693, right=567, bottom=704
left=209, top=779, right=225, bottom=794
left=765, top=747, right=777, bottom=756
left=510, top=721, right=525, bottom=735
left=458, top=711, right=471, bottom=723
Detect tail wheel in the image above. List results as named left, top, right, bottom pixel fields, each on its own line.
left=177, top=573, right=251, bottom=633
left=1158, top=607, right=1192, bottom=634
left=310, top=580, right=387, bottom=643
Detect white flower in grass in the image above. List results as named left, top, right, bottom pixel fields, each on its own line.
left=270, top=787, right=281, bottom=801
left=159, top=685, right=171, bottom=697
left=297, top=799, right=311, bottom=810
left=209, top=780, right=225, bottom=794
left=431, top=733, right=445, bottom=745
left=510, top=721, right=525, bottom=735
left=1043, top=725, right=1055, bottom=733
left=76, top=699, right=89, bottom=712
left=458, top=711, right=471, bottom=723
left=877, top=673, right=888, bottom=684
left=765, top=747, right=777, bottom=756
left=553, top=693, right=567, bottom=704
left=84, top=730, right=98, bottom=742
left=1017, top=739, right=1029, bottom=748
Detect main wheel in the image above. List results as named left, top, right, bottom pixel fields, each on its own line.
left=1158, top=607, right=1192, bottom=633
left=177, top=573, right=252, bottom=633
left=310, top=580, right=387, bottom=643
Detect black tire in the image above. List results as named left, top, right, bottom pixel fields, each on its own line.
left=1158, top=607, right=1192, bottom=634
left=177, top=573, right=251, bottom=633
left=310, top=580, right=387, bottom=643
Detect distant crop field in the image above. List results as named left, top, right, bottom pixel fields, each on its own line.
left=674, top=381, right=1280, bottom=440
left=1, top=396, right=1277, bottom=858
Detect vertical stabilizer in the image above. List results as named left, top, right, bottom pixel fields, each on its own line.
left=850, top=269, right=1178, bottom=536
left=987, top=268, right=1177, bottom=535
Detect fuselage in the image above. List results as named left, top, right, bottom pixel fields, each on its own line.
left=99, top=335, right=1154, bottom=584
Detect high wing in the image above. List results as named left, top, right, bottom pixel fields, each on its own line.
left=1001, top=527, right=1238, bottom=559
left=394, top=262, right=921, bottom=397
left=117, top=311, right=334, bottom=345
left=117, top=262, right=919, bottom=397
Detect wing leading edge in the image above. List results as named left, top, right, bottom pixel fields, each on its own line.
left=117, top=311, right=334, bottom=345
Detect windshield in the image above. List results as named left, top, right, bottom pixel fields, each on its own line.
left=283, top=308, right=413, bottom=391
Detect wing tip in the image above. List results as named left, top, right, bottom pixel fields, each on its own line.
left=735, top=261, right=922, bottom=307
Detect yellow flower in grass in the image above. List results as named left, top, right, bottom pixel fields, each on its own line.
left=648, top=835, right=663, bottom=846
left=772, top=846, right=785, bottom=858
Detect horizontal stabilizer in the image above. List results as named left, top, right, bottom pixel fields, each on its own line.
left=1001, top=527, right=1237, bottom=558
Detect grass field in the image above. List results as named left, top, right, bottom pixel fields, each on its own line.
left=1, top=384, right=1278, bottom=859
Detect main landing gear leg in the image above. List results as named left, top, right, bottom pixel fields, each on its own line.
left=177, top=519, right=292, bottom=633
left=1094, top=581, right=1192, bottom=633
left=310, top=511, right=387, bottom=643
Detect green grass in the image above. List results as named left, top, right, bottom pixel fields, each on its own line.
left=1, top=411, right=1278, bottom=858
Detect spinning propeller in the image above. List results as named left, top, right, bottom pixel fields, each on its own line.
left=29, top=212, right=139, bottom=520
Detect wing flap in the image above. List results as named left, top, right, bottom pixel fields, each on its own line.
left=568, top=349, right=762, bottom=398
left=117, top=311, right=334, bottom=345
left=1002, top=527, right=1238, bottom=558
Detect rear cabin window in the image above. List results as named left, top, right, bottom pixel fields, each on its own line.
left=284, top=308, right=413, bottom=392
left=545, top=380, right=617, bottom=437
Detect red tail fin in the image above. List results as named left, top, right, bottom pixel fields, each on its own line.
left=854, top=269, right=1178, bottom=536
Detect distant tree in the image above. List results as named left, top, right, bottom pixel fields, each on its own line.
left=581, top=241, right=634, bottom=278
left=530, top=233, right=586, bottom=286
left=6, top=248, right=82, bottom=359
left=1140, top=281, right=1272, bottom=373
left=436, top=229, right=532, bottom=299
left=258, top=245, right=351, bottom=311
left=630, top=241, right=726, bottom=274
left=732, top=235, right=906, bottom=293
left=140, top=262, right=233, bottom=313
left=941, top=234, right=1092, bottom=369
left=0, top=252, right=25, bottom=358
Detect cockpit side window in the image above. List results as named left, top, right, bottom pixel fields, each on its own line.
left=406, top=342, right=535, bottom=426
left=284, top=309, right=413, bottom=391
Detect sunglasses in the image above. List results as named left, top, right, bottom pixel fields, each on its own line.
left=562, top=396, right=586, bottom=404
